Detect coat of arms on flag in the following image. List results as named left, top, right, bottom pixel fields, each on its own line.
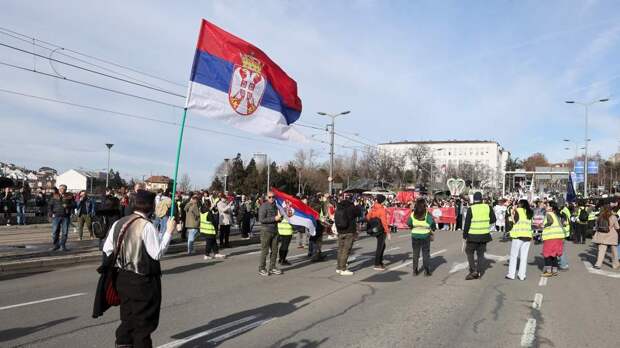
left=229, top=54, right=266, bottom=116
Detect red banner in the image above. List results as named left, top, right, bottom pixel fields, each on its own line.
left=386, top=207, right=412, bottom=229
left=427, top=207, right=457, bottom=224
left=396, top=191, right=418, bottom=203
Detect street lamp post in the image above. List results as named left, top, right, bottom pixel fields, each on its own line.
left=254, top=153, right=270, bottom=194
left=565, top=98, right=609, bottom=198
left=105, top=143, right=114, bottom=188
left=317, top=110, right=351, bottom=195
left=428, top=148, right=443, bottom=192
left=223, top=158, right=230, bottom=193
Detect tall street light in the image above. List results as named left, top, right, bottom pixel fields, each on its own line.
left=105, top=143, right=114, bottom=188
left=223, top=158, right=230, bottom=193
left=429, top=148, right=443, bottom=192
left=565, top=98, right=609, bottom=198
left=253, top=153, right=270, bottom=194
left=317, top=110, right=351, bottom=195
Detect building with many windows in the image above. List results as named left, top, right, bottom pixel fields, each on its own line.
left=378, top=140, right=510, bottom=189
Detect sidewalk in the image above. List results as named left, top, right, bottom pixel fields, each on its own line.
left=0, top=223, right=262, bottom=275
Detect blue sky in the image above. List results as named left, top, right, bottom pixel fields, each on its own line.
left=1, top=1, right=619, bottom=186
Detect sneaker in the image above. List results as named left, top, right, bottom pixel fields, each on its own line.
left=518, top=277, right=526, bottom=281
left=50, top=245, right=60, bottom=251
left=347, top=256, right=357, bottom=262
left=505, top=275, right=515, bottom=280
left=373, top=265, right=386, bottom=271
left=269, top=268, right=282, bottom=275
left=336, top=269, right=342, bottom=275
left=541, top=271, right=553, bottom=277
left=339, top=269, right=353, bottom=276
left=214, top=253, right=226, bottom=259
left=593, top=265, right=601, bottom=270
left=413, top=269, right=420, bottom=276
left=204, top=255, right=213, bottom=260
left=424, top=269, right=432, bottom=277
left=258, top=269, right=269, bottom=276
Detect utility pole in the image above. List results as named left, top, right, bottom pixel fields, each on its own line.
left=105, top=143, right=114, bottom=188
left=223, top=158, right=230, bottom=193
left=565, top=98, right=609, bottom=198
left=317, top=111, right=351, bottom=195
left=254, top=153, right=270, bottom=195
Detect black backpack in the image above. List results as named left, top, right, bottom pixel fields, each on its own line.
left=366, top=217, right=384, bottom=236
left=578, top=209, right=589, bottom=223
left=596, top=216, right=609, bottom=233
left=334, top=208, right=350, bottom=230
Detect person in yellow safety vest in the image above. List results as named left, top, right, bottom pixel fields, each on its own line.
left=407, top=198, right=436, bottom=276
left=541, top=201, right=565, bottom=277
left=200, top=201, right=225, bottom=260
left=463, top=192, right=496, bottom=280
left=277, top=207, right=296, bottom=266
left=506, top=200, right=534, bottom=281
left=574, top=200, right=588, bottom=244
left=586, top=204, right=598, bottom=239
left=558, top=204, right=572, bottom=270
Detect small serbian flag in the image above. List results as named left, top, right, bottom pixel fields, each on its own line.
left=271, top=188, right=319, bottom=236
left=187, top=19, right=305, bottom=142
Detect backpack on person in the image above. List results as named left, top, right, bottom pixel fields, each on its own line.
left=366, top=217, right=384, bottom=237
left=578, top=209, right=589, bottom=223
left=596, top=216, right=609, bottom=233
left=334, top=208, right=350, bottom=231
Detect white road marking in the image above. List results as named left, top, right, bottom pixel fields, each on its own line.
left=538, top=277, right=547, bottom=287
left=399, top=234, right=410, bottom=239
left=386, top=246, right=401, bottom=252
left=245, top=251, right=261, bottom=255
left=208, top=318, right=273, bottom=344
left=388, top=249, right=447, bottom=271
left=0, top=293, right=86, bottom=311
left=532, top=293, right=543, bottom=310
left=448, top=254, right=509, bottom=274
left=520, top=318, right=537, bottom=347
left=583, top=261, right=620, bottom=278
left=449, top=261, right=469, bottom=274
left=157, top=315, right=260, bottom=348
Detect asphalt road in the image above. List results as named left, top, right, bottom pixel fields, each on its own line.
left=1, top=228, right=618, bottom=348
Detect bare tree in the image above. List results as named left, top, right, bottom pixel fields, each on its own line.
left=178, top=173, right=191, bottom=192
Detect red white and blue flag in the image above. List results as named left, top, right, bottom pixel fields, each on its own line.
left=271, top=188, right=319, bottom=236
left=186, top=19, right=305, bottom=142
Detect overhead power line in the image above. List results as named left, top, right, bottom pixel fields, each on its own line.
left=0, top=26, right=186, bottom=88
left=0, top=41, right=185, bottom=98
left=0, top=60, right=184, bottom=108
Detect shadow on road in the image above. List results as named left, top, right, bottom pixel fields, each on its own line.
left=0, top=316, right=77, bottom=342
left=280, top=337, right=329, bottom=348
left=0, top=269, right=52, bottom=281
left=170, top=296, right=309, bottom=347
left=162, top=261, right=222, bottom=275
left=578, top=244, right=598, bottom=265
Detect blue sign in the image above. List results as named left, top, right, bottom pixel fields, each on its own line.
left=574, top=161, right=585, bottom=174
left=575, top=173, right=584, bottom=183
left=587, top=161, right=598, bottom=174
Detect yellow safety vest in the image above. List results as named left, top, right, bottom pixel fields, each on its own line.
left=469, top=204, right=491, bottom=235
left=588, top=211, right=597, bottom=221
left=560, top=207, right=571, bottom=223
left=576, top=207, right=587, bottom=225
left=411, top=213, right=431, bottom=235
left=542, top=213, right=565, bottom=241
left=199, top=212, right=216, bottom=235
left=510, top=208, right=533, bottom=239
left=278, top=220, right=294, bottom=236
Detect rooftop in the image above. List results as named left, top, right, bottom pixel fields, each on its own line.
left=379, top=140, right=500, bottom=146
left=146, top=175, right=171, bottom=183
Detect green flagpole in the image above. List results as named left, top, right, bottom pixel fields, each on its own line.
left=170, top=107, right=188, bottom=218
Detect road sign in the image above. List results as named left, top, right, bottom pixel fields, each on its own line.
left=575, top=161, right=585, bottom=174
left=587, top=161, right=598, bottom=174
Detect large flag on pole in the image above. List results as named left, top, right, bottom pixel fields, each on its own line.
left=566, top=172, right=577, bottom=203
left=186, top=19, right=305, bottom=142
left=271, top=188, right=319, bottom=236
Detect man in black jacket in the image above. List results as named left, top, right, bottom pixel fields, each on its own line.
left=335, top=197, right=362, bottom=276
left=463, top=192, right=496, bottom=280
left=48, top=185, right=75, bottom=251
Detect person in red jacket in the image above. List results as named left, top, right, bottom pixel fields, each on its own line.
left=366, top=195, right=391, bottom=270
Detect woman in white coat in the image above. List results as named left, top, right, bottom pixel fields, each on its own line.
left=506, top=199, right=534, bottom=280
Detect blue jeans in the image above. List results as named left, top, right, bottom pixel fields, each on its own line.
left=16, top=204, right=25, bottom=225
left=559, top=240, right=569, bottom=269
left=158, top=216, right=169, bottom=236
left=51, top=216, right=70, bottom=248
left=187, top=228, right=198, bottom=254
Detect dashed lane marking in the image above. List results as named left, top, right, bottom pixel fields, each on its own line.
left=538, top=277, right=547, bottom=287
left=532, top=293, right=543, bottom=310
left=520, top=318, right=537, bottom=347
left=0, top=293, right=87, bottom=311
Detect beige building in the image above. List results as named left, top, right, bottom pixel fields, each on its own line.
left=145, top=176, right=172, bottom=192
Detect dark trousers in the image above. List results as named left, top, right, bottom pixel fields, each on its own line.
left=574, top=223, right=586, bottom=244
left=278, top=235, right=292, bottom=261
left=219, top=224, right=231, bottom=247
left=51, top=216, right=70, bottom=248
left=116, top=271, right=161, bottom=348
left=241, top=216, right=251, bottom=238
left=375, top=234, right=386, bottom=266
left=77, top=214, right=93, bottom=239
left=411, top=237, right=431, bottom=271
left=308, top=231, right=322, bottom=259
left=544, top=256, right=558, bottom=268
left=337, top=234, right=355, bottom=270
left=259, top=230, right=278, bottom=270
left=465, top=241, right=487, bottom=274
left=204, top=235, right=218, bottom=255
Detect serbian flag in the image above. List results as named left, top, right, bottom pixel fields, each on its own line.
left=271, top=188, right=319, bottom=236
left=186, top=19, right=305, bottom=142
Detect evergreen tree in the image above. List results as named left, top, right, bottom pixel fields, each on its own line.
left=210, top=176, right=224, bottom=192
left=229, top=153, right=246, bottom=193
left=243, top=158, right=260, bottom=194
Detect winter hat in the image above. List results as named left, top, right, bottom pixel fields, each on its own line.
left=473, top=192, right=483, bottom=203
